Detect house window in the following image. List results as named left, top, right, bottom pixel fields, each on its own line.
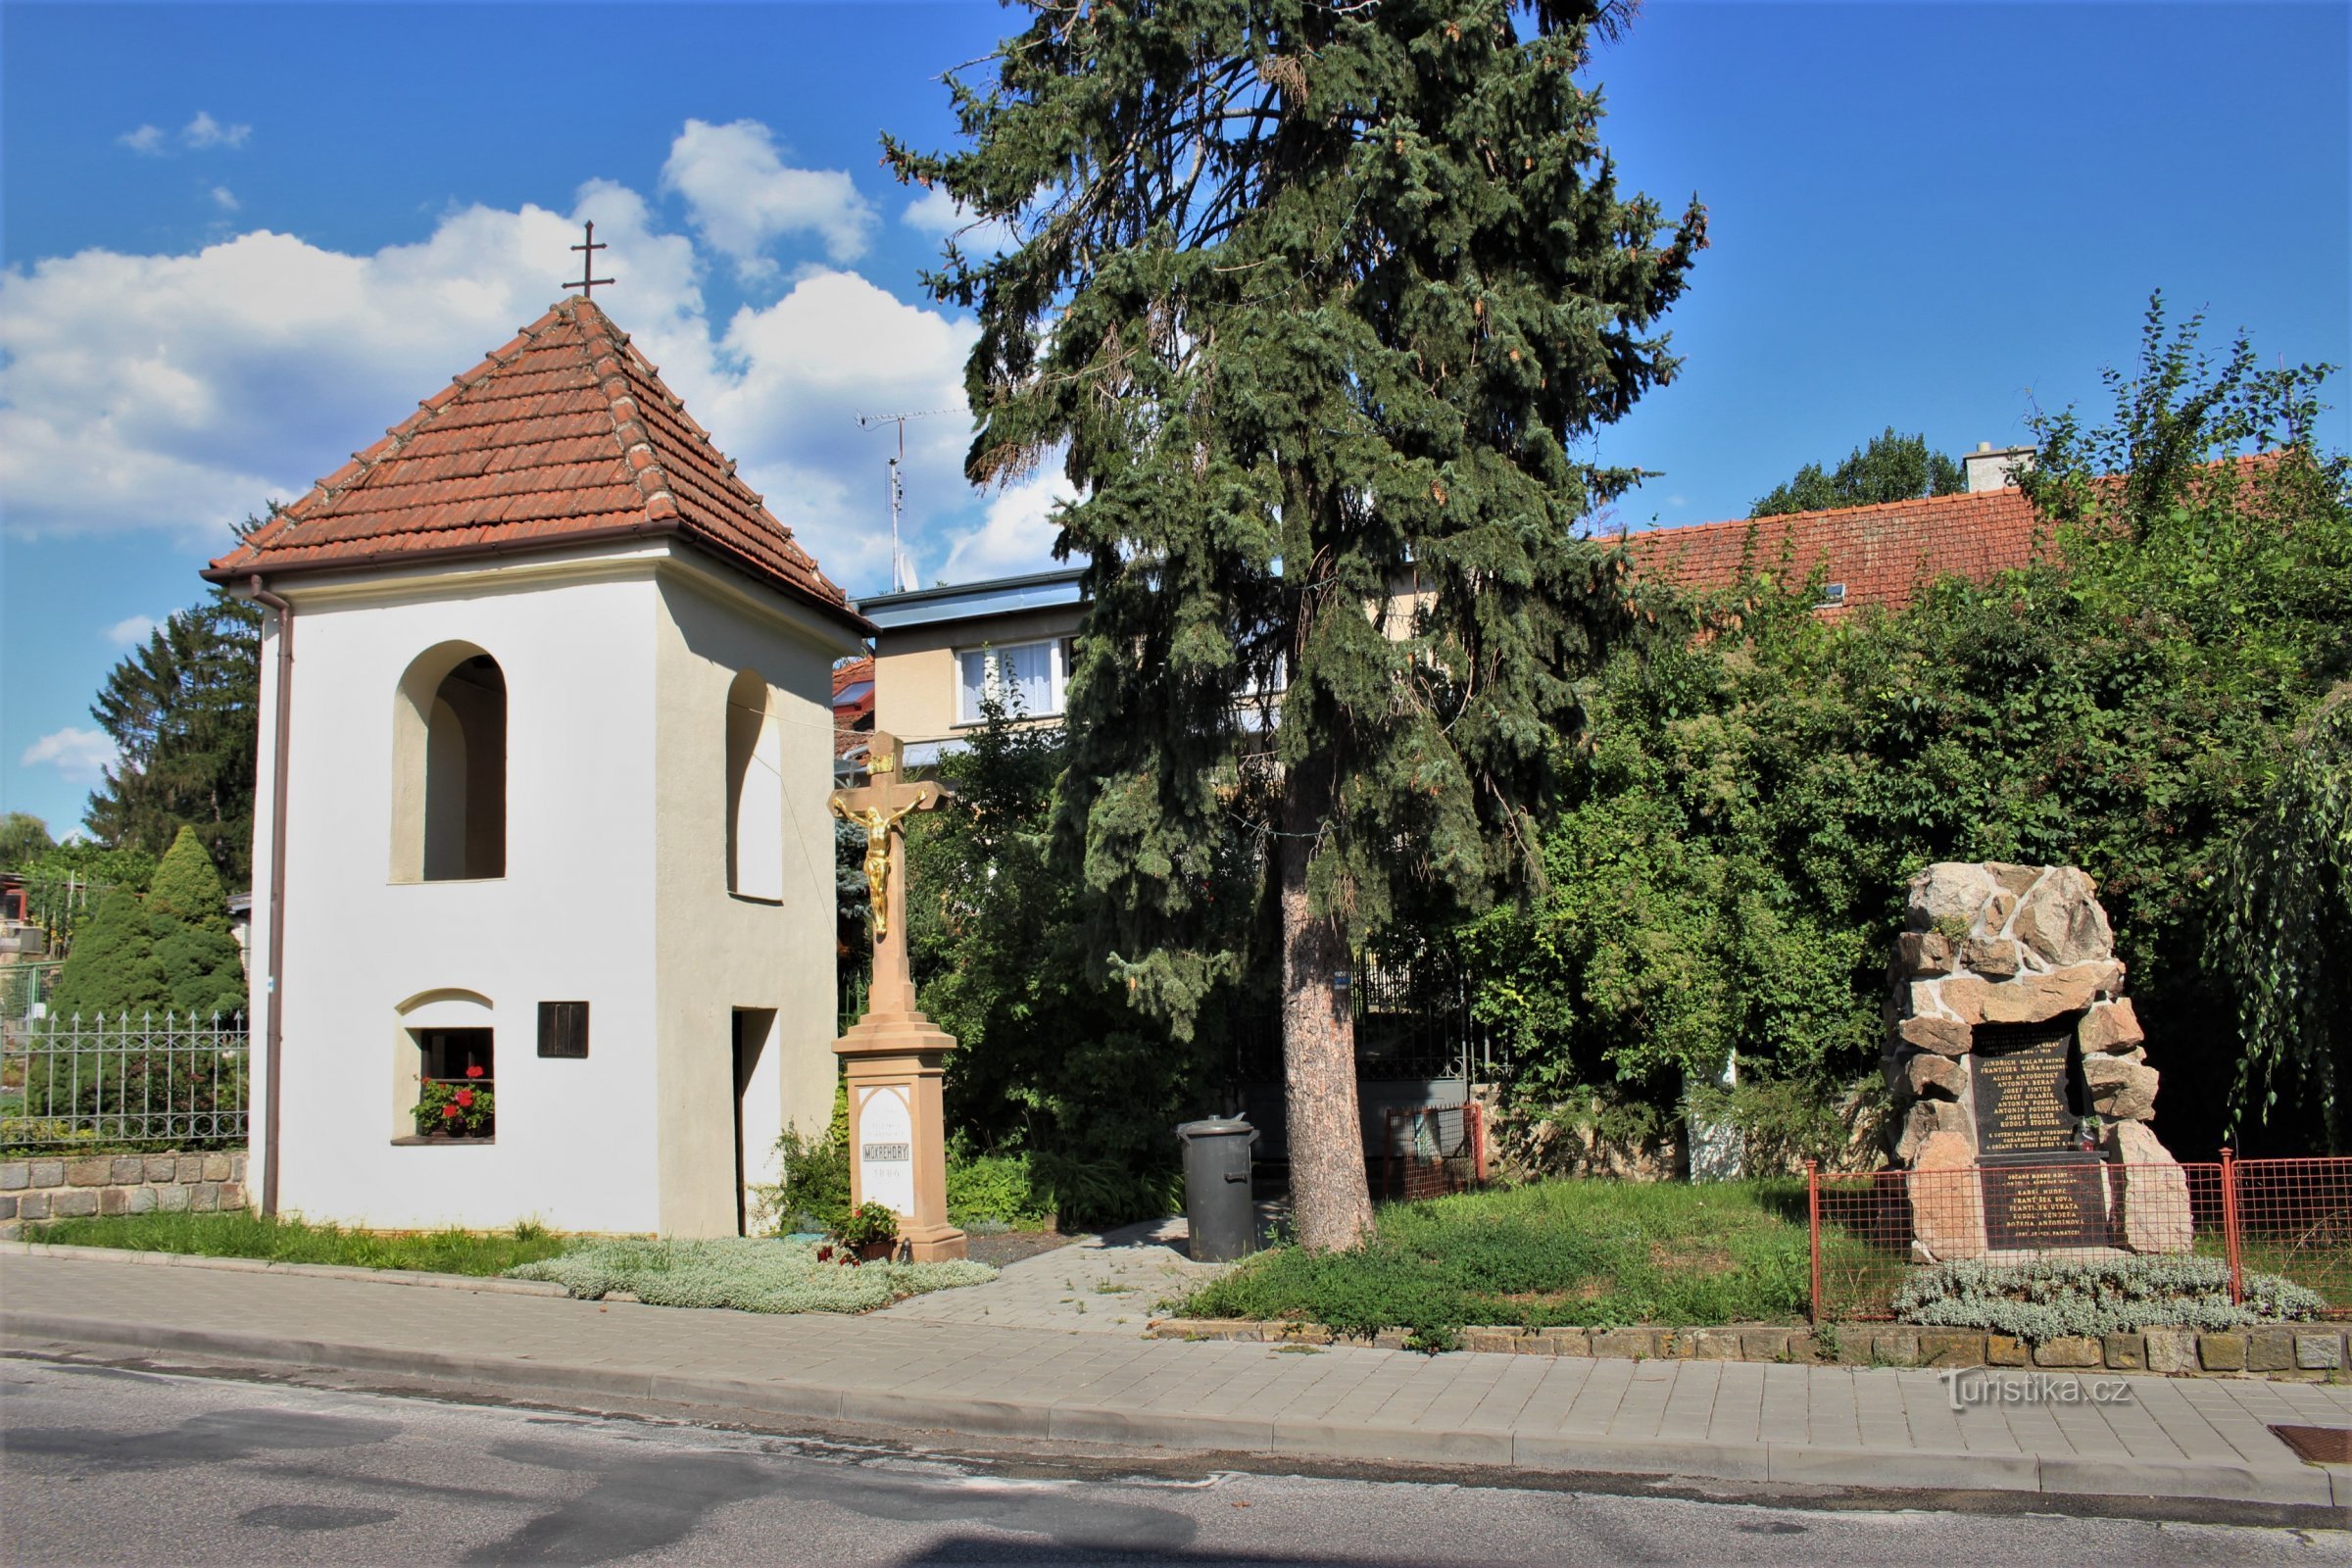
left=414, top=1026, right=493, bottom=1140
left=1816, top=583, right=1848, bottom=609
left=394, top=646, right=507, bottom=883
left=956, top=639, right=1065, bottom=723
left=724, top=669, right=785, bottom=901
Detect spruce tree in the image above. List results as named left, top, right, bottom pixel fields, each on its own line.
left=46, top=891, right=170, bottom=1019
left=891, top=0, right=1701, bottom=1248
left=84, top=570, right=262, bottom=883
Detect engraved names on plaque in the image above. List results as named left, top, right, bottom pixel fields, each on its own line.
left=1969, top=1019, right=2111, bottom=1250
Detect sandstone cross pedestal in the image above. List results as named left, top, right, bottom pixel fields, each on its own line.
left=828, top=733, right=964, bottom=1261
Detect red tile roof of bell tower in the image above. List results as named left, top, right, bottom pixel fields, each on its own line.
left=204, top=296, right=865, bottom=629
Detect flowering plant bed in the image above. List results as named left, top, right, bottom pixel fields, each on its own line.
left=508, top=1237, right=993, bottom=1313
left=414, top=1067, right=493, bottom=1138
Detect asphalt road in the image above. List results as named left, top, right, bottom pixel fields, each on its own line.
left=2, top=1356, right=2345, bottom=1566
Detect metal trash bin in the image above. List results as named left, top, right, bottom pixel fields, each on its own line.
left=1176, top=1116, right=1258, bottom=1262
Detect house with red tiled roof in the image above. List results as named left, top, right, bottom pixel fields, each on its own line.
left=206, top=295, right=868, bottom=1238
left=1617, top=445, right=2045, bottom=613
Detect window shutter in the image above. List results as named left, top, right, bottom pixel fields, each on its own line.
left=537, top=1001, right=589, bottom=1058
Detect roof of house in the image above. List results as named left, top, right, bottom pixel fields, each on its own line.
left=1616, top=486, right=2046, bottom=612
left=832, top=655, right=875, bottom=761
left=204, top=296, right=866, bottom=630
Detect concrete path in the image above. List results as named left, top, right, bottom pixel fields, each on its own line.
left=878, top=1217, right=1230, bottom=1334
left=4, top=1250, right=2347, bottom=1514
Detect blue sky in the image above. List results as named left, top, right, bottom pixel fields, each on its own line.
left=4, top=1, right=2346, bottom=838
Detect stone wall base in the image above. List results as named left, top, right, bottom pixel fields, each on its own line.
left=0, top=1151, right=249, bottom=1237
left=1149, top=1317, right=2352, bottom=1379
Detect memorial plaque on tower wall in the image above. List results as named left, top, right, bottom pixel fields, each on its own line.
left=1969, top=1019, right=2110, bottom=1250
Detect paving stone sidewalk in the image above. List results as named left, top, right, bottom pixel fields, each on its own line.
left=3, top=1250, right=2346, bottom=1512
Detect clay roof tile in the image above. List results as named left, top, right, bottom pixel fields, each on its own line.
left=205, top=296, right=864, bottom=631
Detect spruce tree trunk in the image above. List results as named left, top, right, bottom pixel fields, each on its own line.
left=1278, top=754, right=1375, bottom=1251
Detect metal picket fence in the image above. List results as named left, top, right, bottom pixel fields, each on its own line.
left=1380, top=1101, right=1489, bottom=1201
left=1808, top=1152, right=2352, bottom=1321
left=0, top=1011, right=248, bottom=1151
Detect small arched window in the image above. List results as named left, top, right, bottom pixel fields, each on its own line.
left=393, top=645, right=507, bottom=882
left=725, top=668, right=783, bottom=901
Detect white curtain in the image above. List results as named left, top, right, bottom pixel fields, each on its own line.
left=1000, top=641, right=1054, bottom=714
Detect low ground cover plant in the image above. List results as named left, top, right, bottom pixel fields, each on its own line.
left=509, top=1237, right=994, bottom=1313
left=1176, top=1179, right=1812, bottom=1348
left=28, top=1211, right=564, bottom=1275
left=1892, top=1255, right=2327, bottom=1342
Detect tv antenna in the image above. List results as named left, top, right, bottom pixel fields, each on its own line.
left=856, top=408, right=957, bottom=593
left=564, top=220, right=614, bottom=299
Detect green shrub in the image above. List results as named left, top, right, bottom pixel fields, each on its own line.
left=946, top=1150, right=1053, bottom=1227
left=1891, top=1255, right=2327, bottom=1343
left=765, top=1126, right=852, bottom=1235
left=509, top=1237, right=993, bottom=1313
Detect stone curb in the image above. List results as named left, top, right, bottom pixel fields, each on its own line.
left=1147, top=1318, right=2352, bottom=1381
left=3, top=1308, right=2340, bottom=1510
left=0, top=1241, right=571, bottom=1298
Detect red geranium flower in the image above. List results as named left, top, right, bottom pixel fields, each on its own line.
left=456, top=1088, right=475, bottom=1108
left=465, top=1065, right=485, bottom=1079
left=442, top=1104, right=461, bottom=1119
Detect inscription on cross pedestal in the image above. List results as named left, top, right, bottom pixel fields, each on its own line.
left=826, top=731, right=963, bottom=1260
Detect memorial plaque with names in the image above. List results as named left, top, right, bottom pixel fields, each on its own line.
left=1981, top=1155, right=2112, bottom=1250
left=1969, top=1021, right=2082, bottom=1158
left=1969, top=1019, right=2109, bottom=1250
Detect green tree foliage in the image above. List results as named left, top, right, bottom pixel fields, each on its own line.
left=0, top=812, right=55, bottom=869
left=906, top=699, right=1222, bottom=1227
left=1477, top=303, right=2350, bottom=1158
left=2208, top=690, right=2352, bottom=1152
left=46, top=891, right=171, bottom=1019
left=1750, top=427, right=1965, bottom=516
left=147, top=824, right=233, bottom=932
left=890, top=0, right=1701, bottom=1248
left=84, top=584, right=262, bottom=884
left=47, top=831, right=246, bottom=1021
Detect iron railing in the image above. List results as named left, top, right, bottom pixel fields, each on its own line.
left=1807, top=1152, right=2352, bottom=1321
left=1, top=1011, right=248, bottom=1151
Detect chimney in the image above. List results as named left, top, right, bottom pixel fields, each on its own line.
left=1964, top=441, right=2034, bottom=493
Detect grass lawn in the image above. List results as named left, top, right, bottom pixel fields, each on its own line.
left=27, top=1211, right=568, bottom=1276
left=1176, top=1179, right=1814, bottom=1348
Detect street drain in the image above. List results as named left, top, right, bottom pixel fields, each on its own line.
left=2269, top=1425, right=2352, bottom=1465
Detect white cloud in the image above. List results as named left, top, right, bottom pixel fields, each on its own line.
left=210, top=186, right=240, bottom=213
left=660, top=119, right=875, bottom=275
left=119, top=124, right=166, bottom=156
left=182, top=112, right=251, bottom=150
left=0, top=164, right=981, bottom=596
left=900, top=186, right=1016, bottom=256
left=941, top=467, right=1076, bottom=583
left=21, top=728, right=117, bottom=784
left=105, top=614, right=160, bottom=647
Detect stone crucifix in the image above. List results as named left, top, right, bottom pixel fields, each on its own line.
left=825, top=731, right=963, bottom=1260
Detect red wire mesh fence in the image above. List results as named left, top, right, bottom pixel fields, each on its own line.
left=1809, top=1153, right=2352, bottom=1322
left=1380, top=1101, right=1489, bottom=1201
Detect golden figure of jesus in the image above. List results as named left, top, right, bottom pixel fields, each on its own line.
left=827, top=732, right=950, bottom=948
left=838, top=798, right=923, bottom=940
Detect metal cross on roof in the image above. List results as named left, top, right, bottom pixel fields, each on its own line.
left=565, top=220, right=614, bottom=299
